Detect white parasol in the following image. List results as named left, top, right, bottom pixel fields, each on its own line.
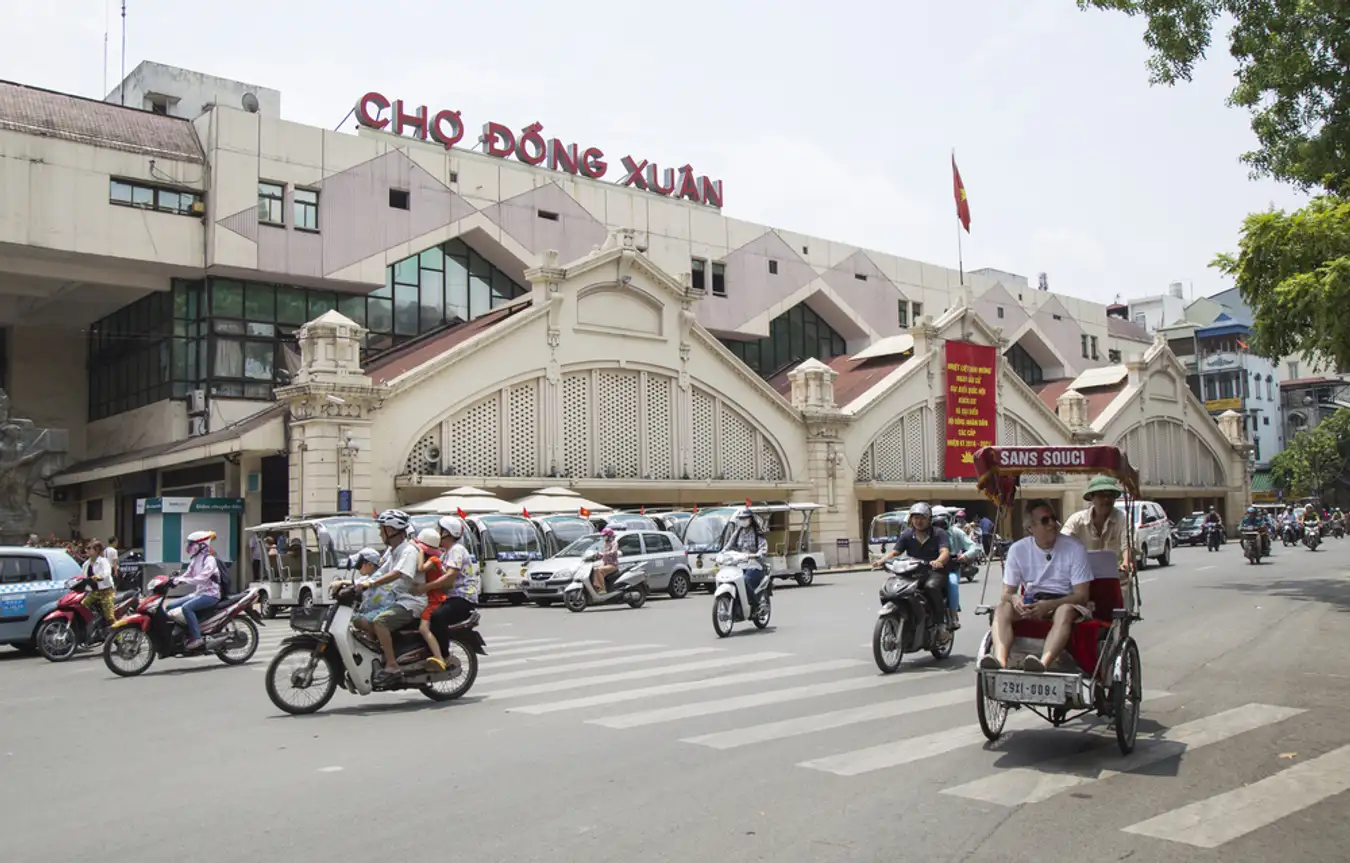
left=407, top=486, right=522, bottom=514
left=511, top=487, right=614, bottom=516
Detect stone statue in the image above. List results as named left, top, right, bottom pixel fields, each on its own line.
left=0, top=389, right=69, bottom=543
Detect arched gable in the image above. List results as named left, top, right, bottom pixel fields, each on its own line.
left=1115, top=418, right=1225, bottom=488
left=400, top=365, right=790, bottom=483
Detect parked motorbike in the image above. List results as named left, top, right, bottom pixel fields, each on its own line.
left=872, top=556, right=953, bottom=673
left=102, top=575, right=263, bottom=677
left=264, top=582, right=486, bottom=715
left=1206, top=522, right=1224, bottom=552
left=1240, top=529, right=1266, bottom=565
left=562, top=551, right=650, bottom=612
left=35, top=576, right=141, bottom=662
left=1303, top=525, right=1322, bottom=551
left=710, top=550, right=771, bottom=638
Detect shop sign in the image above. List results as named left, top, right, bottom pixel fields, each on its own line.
left=354, top=92, right=724, bottom=209
left=138, top=497, right=245, bottom=514
left=1200, top=352, right=1240, bottom=372
left=944, top=341, right=998, bottom=479
left=1205, top=397, right=1242, bottom=412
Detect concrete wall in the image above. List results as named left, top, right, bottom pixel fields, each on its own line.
left=107, top=61, right=281, bottom=121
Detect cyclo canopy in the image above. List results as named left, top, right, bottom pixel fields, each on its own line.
left=972, top=445, right=1141, bottom=507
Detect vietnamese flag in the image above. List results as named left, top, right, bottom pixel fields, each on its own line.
left=456, top=507, right=467, bottom=520
left=579, top=507, right=591, bottom=518
left=952, top=154, right=971, bottom=233
left=522, top=507, right=530, bottom=518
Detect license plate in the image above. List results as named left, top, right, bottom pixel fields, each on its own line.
left=0, top=596, right=24, bottom=616
left=993, top=673, right=1065, bottom=705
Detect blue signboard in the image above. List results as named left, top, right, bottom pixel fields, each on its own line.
left=338, top=489, right=352, bottom=512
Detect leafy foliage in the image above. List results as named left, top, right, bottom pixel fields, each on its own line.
left=1269, top=408, right=1349, bottom=498
left=1078, top=0, right=1350, bottom=192
left=1212, top=196, right=1350, bottom=371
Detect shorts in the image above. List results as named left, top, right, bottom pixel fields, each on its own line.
left=421, top=594, right=446, bottom=622
left=371, top=605, right=415, bottom=630
left=1025, top=592, right=1092, bottom=621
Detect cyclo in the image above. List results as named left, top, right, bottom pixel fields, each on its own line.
left=970, top=444, right=1144, bottom=755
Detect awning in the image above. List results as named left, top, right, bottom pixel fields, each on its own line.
left=1250, top=470, right=1275, bottom=493
left=50, top=405, right=286, bottom=487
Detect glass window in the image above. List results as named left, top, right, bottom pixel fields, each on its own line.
left=213, top=338, right=243, bottom=378
left=394, top=283, right=419, bottom=336
left=258, top=182, right=285, bottom=225
left=717, top=302, right=847, bottom=378
left=491, top=269, right=515, bottom=308
left=244, top=283, right=274, bottom=321
left=212, top=280, right=244, bottom=318
left=338, top=294, right=366, bottom=327
left=110, top=180, right=133, bottom=203
left=308, top=292, right=337, bottom=319
left=367, top=298, right=393, bottom=334
left=132, top=185, right=154, bottom=207
left=243, top=342, right=274, bottom=380
left=897, top=301, right=909, bottom=328
left=393, top=256, right=419, bottom=286
left=711, top=262, right=726, bottom=297
left=420, top=268, right=445, bottom=330
left=446, top=255, right=469, bottom=321
left=276, top=287, right=306, bottom=325
left=293, top=188, right=318, bottom=231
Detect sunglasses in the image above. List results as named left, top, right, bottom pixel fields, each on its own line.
left=1034, top=515, right=1057, bottom=526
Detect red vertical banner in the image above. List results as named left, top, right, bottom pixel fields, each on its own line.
left=944, top=340, right=998, bottom=478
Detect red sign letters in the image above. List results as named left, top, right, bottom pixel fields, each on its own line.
left=354, top=92, right=724, bottom=209
left=944, top=341, right=998, bottom=479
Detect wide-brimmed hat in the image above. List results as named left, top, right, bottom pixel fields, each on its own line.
left=1084, top=475, right=1123, bottom=501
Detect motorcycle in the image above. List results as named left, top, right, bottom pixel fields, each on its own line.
left=957, top=551, right=983, bottom=583
left=710, top=550, right=771, bottom=638
left=1333, top=521, right=1345, bottom=539
left=872, top=556, right=953, bottom=673
left=264, top=582, right=486, bottom=715
left=102, top=575, right=263, bottom=677
left=1282, top=522, right=1299, bottom=547
left=562, top=551, right=651, bottom=612
left=35, top=576, right=141, bottom=662
left=1303, top=525, right=1322, bottom=551
left=1206, top=522, right=1224, bottom=552
left=1240, top=529, right=1266, bottom=564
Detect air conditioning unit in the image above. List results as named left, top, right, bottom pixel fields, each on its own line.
left=205, top=481, right=226, bottom=498
left=188, top=416, right=207, bottom=437
left=187, top=389, right=207, bottom=415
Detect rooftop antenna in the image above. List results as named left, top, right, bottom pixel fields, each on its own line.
left=102, top=1, right=109, bottom=97
left=120, top=1, right=127, bottom=106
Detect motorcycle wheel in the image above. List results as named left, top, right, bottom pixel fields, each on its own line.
left=712, top=594, right=734, bottom=638
left=931, top=625, right=955, bottom=661
left=625, top=584, right=648, bottom=609
left=216, top=618, right=259, bottom=665
left=103, top=627, right=155, bottom=677
left=421, top=639, right=478, bottom=702
left=564, top=590, right=588, bottom=613
left=36, top=619, right=79, bottom=663
left=265, top=644, right=337, bottom=715
left=873, top=614, right=904, bottom=674
left=752, top=592, right=772, bottom=629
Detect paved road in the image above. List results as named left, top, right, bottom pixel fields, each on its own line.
left=3, top=539, right=1349, bottom=862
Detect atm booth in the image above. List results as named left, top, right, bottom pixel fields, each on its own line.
left=135, top=497, right=245, bottom=589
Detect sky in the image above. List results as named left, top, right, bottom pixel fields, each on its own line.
left=0, top=0, right=1311, bottom=307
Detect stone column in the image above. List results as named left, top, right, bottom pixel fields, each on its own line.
left=787, top=359, right=857, bottom=565
left=274, top=311, right=384, bottom=519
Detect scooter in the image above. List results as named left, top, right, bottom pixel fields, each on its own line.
left=1206, top=522, right=1224, bottom=552
left=35, top=576, right=141, bottom=662
left=102, top=575, right=264, bottom=677
left=710, top=550, right=771, bottom=638
left=1303, top=525, right=1322, bottom=551
left=562, top=552, right=651, bottom=612
left=264, top=582, right=486, bottom=715
left=1241, top=529, right=1266, bottom=564
left=873, top=556, right=953, bottom=673
left=957, top=549, right=983, bottom=583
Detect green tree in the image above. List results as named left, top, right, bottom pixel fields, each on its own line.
left=1078, top=1, right=1350, bottom=365
left=1269, top=409, right=1350, bottom=499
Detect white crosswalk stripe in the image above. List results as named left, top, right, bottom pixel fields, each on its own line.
left=489, top=643, right=667, bottom=669
left=489, top=640, right=610, bottom=657
left=478, top=652, right=791, bottom=700
left=484, top=648, right=722, bottom=682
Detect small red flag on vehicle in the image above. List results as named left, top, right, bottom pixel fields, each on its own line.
left=580, top=507, right=591, bottom=517
left=456, top=507, right=467, bottom=520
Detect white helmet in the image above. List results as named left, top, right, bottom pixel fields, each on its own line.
left=185, top=530, right=216, bottom=558
left=734, top=507, right=755, bottom=526
left=437, top=515, right=466, bottom=540
left=375, top=509, right=411, bottom=532
left=416, top=527, right=441, bottom=547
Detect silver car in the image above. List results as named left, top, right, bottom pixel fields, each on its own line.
left=523, top=529, right=693, bottom=606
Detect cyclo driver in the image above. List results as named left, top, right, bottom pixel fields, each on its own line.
left=349, top=509, right=426, bottom=686
left=874, top=502, right=952, bottom=640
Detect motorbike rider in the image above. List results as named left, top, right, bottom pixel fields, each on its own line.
left=721, top=507, right=769, bottom=611
left=165, top=530, right=223, bottom=651
left=1239, top=506, right=1272, bottom=556
left=592, top=528, right=620, bottom=593
left=1300, top=504, right=1321, bottom=539
left=931, top=512, right=975, bottom=630
left=424, top=516, right=479, bottom=670
left=351, top=509, right=426, bottom=685
left=874, top=502, right=952, bottom=639
left=80, top=538, right=119, bottom=627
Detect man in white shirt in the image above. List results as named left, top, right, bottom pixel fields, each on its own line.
left=980, top=499, right=1094, bottom=672
left=103, top=536, right=120, bottom=585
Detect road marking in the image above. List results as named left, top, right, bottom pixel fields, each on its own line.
left=595, top=668, right=963, bottom=730
left=488, top=644, right=667, bottom=669
left=488, top=640, right=611, bottom=657
left=798, top=690, right=1174, bottom=777
left=1197, top=566, right=1216, bottom=572
left=317, top=766, right=344, bottom=773
left=1122, top=742, right=1350, bottom=848
left=684, top=686, right=970, bottom=749
left=1140, top=577, right=1157, bottom=584
left=506, top=658, right=867, bottom=714
left=483, top=648, right=722, bottom=682
left=478, top=652, right=789, bottom=700
left=940, top=703, right=1303, bottom=806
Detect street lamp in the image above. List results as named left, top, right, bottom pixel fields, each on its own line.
left=1302, top=395, right=1320, bottom=504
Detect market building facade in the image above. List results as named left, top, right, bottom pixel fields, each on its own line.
left=0, top=63, right=1252, bottom=564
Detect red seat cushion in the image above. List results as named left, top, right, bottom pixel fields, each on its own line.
left=1009, top=577, right=1121, bottom=673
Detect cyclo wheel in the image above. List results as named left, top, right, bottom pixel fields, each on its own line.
left=1112, top=637, right=1142, bottom=755
left=976, top=632, right=1008, bottom=740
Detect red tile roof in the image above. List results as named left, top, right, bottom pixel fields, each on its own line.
left=367, top=301, right=530, bottom=384
left=1033, top=379, right=1126, bottom=423
left=767, top=353, right=911, bottom=407
left=0, top=80, right=205, bottom=163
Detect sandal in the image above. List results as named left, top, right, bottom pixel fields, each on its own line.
left=425, top=656, right=447, bottom=671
